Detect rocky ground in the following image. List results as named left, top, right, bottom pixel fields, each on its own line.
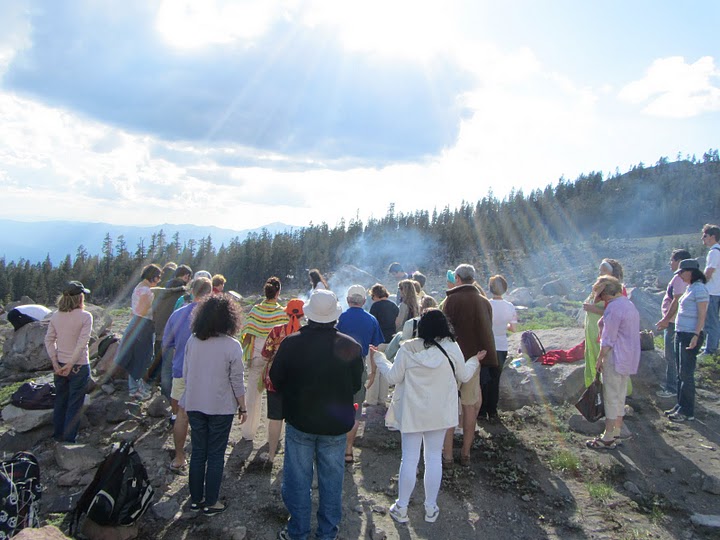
left=3, top=328, right=720, bottom=540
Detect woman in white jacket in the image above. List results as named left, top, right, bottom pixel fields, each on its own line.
left=371, top=309, right=484, bottom=524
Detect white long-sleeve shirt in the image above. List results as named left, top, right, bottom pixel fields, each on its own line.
left=374, top=337, right=479, bottom=433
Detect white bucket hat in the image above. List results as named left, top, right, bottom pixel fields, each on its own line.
left=304, top=289, right=342, bottom=324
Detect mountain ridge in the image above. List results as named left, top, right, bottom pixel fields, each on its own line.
left=0, top=219, right=294, bottom=264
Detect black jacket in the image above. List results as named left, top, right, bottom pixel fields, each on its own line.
left=270, top=323, right=363, bottom=435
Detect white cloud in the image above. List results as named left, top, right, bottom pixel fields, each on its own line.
left=618, top=56, right=720, bottom=118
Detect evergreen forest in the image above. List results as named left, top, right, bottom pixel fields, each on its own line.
left=1, top=151, right=719, bottom=306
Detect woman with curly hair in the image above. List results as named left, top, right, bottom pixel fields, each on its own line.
left=241, top=277, right=288, bottom=441
left=182, top=294, right=247, bottom=515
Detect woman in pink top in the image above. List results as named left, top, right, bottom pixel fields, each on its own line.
left=44, top=280, right=93, bottom=442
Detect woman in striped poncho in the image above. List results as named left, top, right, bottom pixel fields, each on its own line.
left=241, top=276, right=288, bottom=441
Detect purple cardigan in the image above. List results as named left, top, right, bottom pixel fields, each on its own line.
left=600, top=296, right=641, bottom=375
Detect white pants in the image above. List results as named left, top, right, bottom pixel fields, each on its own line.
left=241, top=358, right=265, bottom=441
left=397, top=429, right=446, bottom=510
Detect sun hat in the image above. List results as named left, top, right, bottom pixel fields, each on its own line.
left=674, top=259, right=700, bottom=275
left=304, top=290, right=342, bottom=324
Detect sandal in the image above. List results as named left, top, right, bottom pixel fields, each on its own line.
left=345, top=452, right=354, bottom=464
left=168, top=460, right=188, bottom=475
left=586, top=437, right=618, bottom=450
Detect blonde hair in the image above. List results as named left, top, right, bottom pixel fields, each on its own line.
left=57, top=293, right=83, bottom=312
left=592, top=275, right=623, bottom=300
left=211, top=274, right=226, bottom=288
left=399, top=279, right=420, bottom=318
left=601, top=258, right=624, bottom=281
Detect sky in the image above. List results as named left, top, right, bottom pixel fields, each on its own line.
left=0, top=0, right=718, bottom=231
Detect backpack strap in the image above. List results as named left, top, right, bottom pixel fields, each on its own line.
left=531, top=331, right=546, bottom=357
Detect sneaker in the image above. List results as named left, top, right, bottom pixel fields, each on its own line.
left=203, top=503, right=227, bottom=516
left=389, top=502, right=409, bottom=524
left=656, top=389, right=675, bottom=398
left=664, top=405, right=680, bottom=416
left=277, top=528, right=291, bottom=540
left=136, top=389, right=152, bottom=402
left=424, top=505, right=440, bottom=523
left=169, top=415, right=176, bottom=428
left=668, top=412, right=694, bottom=422
left=189, top=500, right=204, bottom=512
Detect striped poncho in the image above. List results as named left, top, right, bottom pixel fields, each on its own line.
left=241, top=300, right=288, bottom=367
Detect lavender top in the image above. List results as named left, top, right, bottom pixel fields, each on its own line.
left=180, top=334, right=246, bottom=415
left=599, top=296, right=641, bottom=375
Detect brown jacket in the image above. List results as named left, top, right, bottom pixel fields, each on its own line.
left=442, top=284, right=498, bottom=367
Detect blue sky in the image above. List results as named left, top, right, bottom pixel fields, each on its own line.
left=0, top=0, right=718, bottom=230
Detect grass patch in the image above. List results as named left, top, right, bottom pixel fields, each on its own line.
left=653, top=335, right=664, bottom=350
left=517, top=307, right=578, bottom=331
left=697, top=353, right=720, bottom=392
left=587, top=481, right=613, bottom=503
left=108, top=307, right=132, bottom=318
left=549, top=449, right=580, bottom=473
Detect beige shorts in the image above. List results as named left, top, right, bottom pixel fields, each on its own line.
left=460, top=369, right=480, bottom=406
left=601, top=360, right=628, bottom=419
left=170, top=377, right=186, bottom=402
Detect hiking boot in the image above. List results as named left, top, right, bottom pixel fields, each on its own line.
left=389, top=503, right=409, bottom=523
left=424, top=504, right=440, bottom=523
left=655, top=389, right=675, bottom=398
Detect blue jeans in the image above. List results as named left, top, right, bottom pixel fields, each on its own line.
left=187, top=412, right=233, bottom=506
left=282, top=424, right=346, bottom=540
left=703, top=295, right=720, bottom=354
left=674, top=331, right=704, bottom=417
left=53, top=364, right=90, bottom=442
left=663, top=323, right=678, bottom=392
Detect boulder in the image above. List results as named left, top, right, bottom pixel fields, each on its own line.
left=1, top=321, right=52, bottom=371
left=627, top=287, right=663, bottom=331
left=506, top=287, right=534, bottom=307
left=13, top=525, right=72, bottom=540
left=0, top=425, right=54, bottom=453
left=507, top=327, right=584, bottom=357
left=655, top=268, right=673, bottom=290
left=541, top=279, right=569, bottom=297
left=81, top=519, right=139, bottom=540
left=499, top=360, right=585, bottom=410
left=1, top=404, right=53, bottom=432
left=55, top=443, right=105, bottom=471
left=152, top=499, right=181, bottom=520
left=690, top=514, right=720, bottom=530
left=702, top=475, right=720, bottom=496
left=635, top=349, right=664, bottom=386
left=146, top=395, right=170, bottom=418
left=84, top=303, right=113, bottom=337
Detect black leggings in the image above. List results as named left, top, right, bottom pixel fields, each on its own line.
left=479, top=351, right=507, bottom=416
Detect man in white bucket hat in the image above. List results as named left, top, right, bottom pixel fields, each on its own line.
left=270, top=289, right=364, bottom=540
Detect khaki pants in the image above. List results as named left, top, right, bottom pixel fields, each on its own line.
left=365, top=345, right=388, bottom=406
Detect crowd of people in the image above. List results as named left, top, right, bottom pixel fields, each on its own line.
left=35, top=222, right=720, bottom=538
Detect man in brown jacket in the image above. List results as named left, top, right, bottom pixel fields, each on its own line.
left=442, top=263, right=497, bottom=466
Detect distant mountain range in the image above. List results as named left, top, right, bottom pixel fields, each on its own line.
left=0, top=219, right=294, bottom=264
